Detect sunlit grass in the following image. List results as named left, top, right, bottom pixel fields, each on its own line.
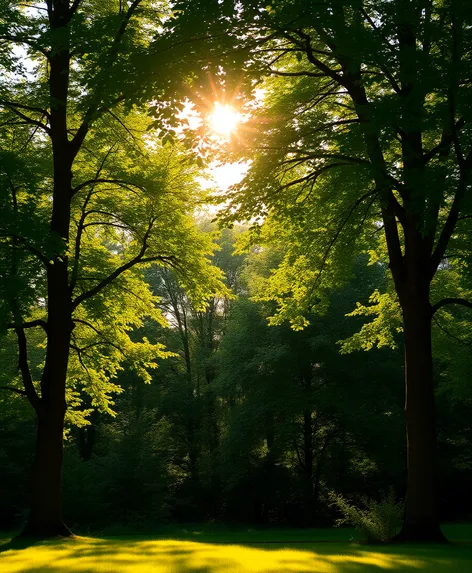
left=1, top=528, right=472, bottom=573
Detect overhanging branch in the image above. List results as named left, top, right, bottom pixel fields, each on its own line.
left=432, top=298, right=472, bottom=315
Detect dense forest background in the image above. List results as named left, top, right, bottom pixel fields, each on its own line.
left=2, top=226, right=471, bottom=533
left=1, top=0, right=472, bottom=545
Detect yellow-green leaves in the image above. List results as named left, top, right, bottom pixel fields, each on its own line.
left=338, top=291, right=402, bottom=353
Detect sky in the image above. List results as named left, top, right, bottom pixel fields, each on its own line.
left=202, top=161, right=248, bottom=192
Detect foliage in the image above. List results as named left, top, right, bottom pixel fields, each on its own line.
left=161, top=0, right=472, bottom=334
left=161, top=0, right=472, bottom=538
left=338, top=290, right=403, bottom=352
left=1, top=0, right=472, bottom=540
left=1, top=236, right=472, bottom=532
left=329, top=489, right=404, bottom=543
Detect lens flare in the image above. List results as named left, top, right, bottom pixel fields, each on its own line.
left=210, top=103, right=241, bottom=136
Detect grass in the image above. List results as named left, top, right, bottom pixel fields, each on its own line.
left=0, top=524, right=470, bottom=573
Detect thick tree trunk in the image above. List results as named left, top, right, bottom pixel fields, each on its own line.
left=22, top=407, right=72, bottom=538
left=396, top=295, right=446, bottom=542
left=24, top=2, right=74, bottom=527
left=21, top=265, right=73, bottom=537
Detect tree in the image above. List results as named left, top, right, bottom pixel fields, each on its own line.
left=163, top=0, right=472, bottom=540
left=147, top=226, right=243, bottom=518
left=0, top=0, right=224, bottom=538
left=216, top=256, right=404, bottom=525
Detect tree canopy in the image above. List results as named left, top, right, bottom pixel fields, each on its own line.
left=1, top=0, right=472, bottom=544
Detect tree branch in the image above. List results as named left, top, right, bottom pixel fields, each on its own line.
left=360, top=8, right=401, bottom=93
left=0, top=103, right=51, bottom=135
left=70, top=145, right=117, bottom=291
left=14, top=326, right=42, bottom=413
left=431, top=171, right=470, bottom=274
left=423, top=117, right=466, bottom=164
left=0, top=34, right=50, bottom=57
left=268, top=68, right=326, bottom=78
left=72, top=178, right=144, bottom=197
left=72, top=319, right=130, bottom=359
left=7, top=319, right=47, bottom=331
left=306, top=189, right=378, bottom=301
left=82, top=221, right=129, bottom=230
left=71, top=217, right=157, bottom=309
left=0, top=233, right=49, bottom=265
left=69, top=0, right=142, bottom=156
left=0, top=100, right=50, bottom=118
left=288, top=29, right=345, bottom=85
left=432, top=314, right=472, bottom=348
left=0, top=386, right=27, bottom=397
left=431, top=298, right=472, bottom=315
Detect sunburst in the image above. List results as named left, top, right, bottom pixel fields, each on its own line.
left=209, top=103, right=242, bottom=137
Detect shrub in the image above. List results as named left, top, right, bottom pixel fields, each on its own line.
left=329, top=489, right=404, bottom=542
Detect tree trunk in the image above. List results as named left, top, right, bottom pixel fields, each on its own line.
left=396, top=294, right=446, bottom=542
left=78, top=424, right=96, bottom=462
left=302, top=410, right=314, bottom=524
left=21, top=407, right=72, bottom=537
left=21, top=216, right=73, bottom=538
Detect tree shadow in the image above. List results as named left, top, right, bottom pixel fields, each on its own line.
left=0, top=536, right=41, bottom=554
left=0, top=533, right=78, bottom=554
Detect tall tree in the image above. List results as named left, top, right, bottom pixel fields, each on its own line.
left=148, top=226, right=244, bottom=516
left=162, top=0, right=472, bottom=540
left=216, top=256, right=404, bottom=525
left=0, top=1, right=224, bottom=537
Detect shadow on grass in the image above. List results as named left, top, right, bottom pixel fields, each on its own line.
left=0, top=535, right=43, bottom=554
left=0, top=532, right=79, bottom=554
left=2, top=535, right=472, bottom=573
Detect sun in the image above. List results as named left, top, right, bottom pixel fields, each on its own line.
left=209, top=103, right=241, bottom=137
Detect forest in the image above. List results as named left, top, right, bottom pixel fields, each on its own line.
left=1, top=1, right=472, bottom=572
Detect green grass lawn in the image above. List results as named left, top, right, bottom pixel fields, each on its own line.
left=0, top=524, right=471, bottom=573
